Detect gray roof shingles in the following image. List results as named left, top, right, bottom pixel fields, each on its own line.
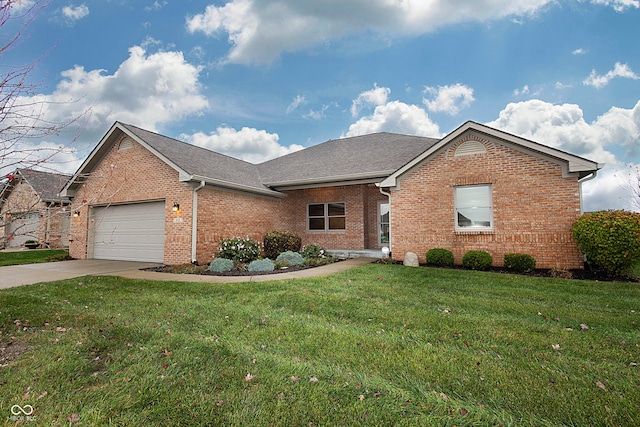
left=121, top=123, right=439, bottom=193
left=257, top=132, right=439, bottom=187
left=17, top=169, right=71, bottom=202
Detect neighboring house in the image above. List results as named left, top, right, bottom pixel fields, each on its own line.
left=61, top=121, right=602, bottom=269
left=0, top=169, right=72, bottom=248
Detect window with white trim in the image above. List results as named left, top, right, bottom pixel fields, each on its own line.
left=455, top=185, right=493, bottom=230
left=308, top=202, right=346, bottom=231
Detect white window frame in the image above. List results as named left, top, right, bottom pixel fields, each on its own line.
left=307, top=202, right=346, bottom=231
left=454, top=184, right=493, bottom=231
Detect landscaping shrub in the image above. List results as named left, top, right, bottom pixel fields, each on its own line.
left=207, top=258, right=234, bottom=272
left=276, top=251, right=305, bottom=266
left=425, top=248, right=454, bottom=267
left=504, top=253, right=536, bottom=272
left=462, top=250, right=493, bottom=271
left=248, top=258, right=275, bottom=272
left=217, top=237, right=261, bottom=263
left=263, top=231, right=302, bottom=259
left=301, top=244, right=328, bottom=259
left=573, top=210, right=640, bottom=276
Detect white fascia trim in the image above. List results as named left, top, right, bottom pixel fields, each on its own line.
left=182, top=174, right=286, bottom=199
left=264, top=171, right=394, bottom=189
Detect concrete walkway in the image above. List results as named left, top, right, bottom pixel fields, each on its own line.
left=0, top=258, right=377, bottom=289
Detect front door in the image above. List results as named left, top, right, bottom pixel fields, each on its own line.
left=378, top=202, right=390, bottom=246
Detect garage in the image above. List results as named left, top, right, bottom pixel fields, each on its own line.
left=90, top=201, right=165, bottom=262
left=7, top=212, right=40, bottom=247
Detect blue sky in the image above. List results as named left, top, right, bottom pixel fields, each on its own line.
left=3, top=0, right=640, bottom=211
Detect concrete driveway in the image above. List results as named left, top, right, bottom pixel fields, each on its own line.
left=0, top=259, right=161, bottom=289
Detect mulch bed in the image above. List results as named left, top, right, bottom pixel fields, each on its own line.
left=0, top=340, right=30, bottom=367
left=144, top=260, right=343, bottom=277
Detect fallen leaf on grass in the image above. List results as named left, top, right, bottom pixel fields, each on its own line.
left=67, top=413, right=80, bottom=423
left=244, top=373, right=255, bottom=382
left=440, top=393, right=448, bottom=400
left=552, top=344, right=561, bottom=350
left=460, top=408, right=469, bottom=416
left=309, top=377, right=319, bottom=383
left=359, top=395, right=365, bottom=401
left=580, top=323, right=589, bottom=330
left=290, top=376, right=299, bottom=382
left=596, top=381, right=606, bottom=390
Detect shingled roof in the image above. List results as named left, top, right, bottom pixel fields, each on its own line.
left=257, top=132, right=439, bottom=188
left=120, top=123, right=274, bottom=196
left=1, top=169, right=71, bottom=204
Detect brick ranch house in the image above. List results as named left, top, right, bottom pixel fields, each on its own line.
left=1, top=169, right=72, bottom=249
left=60, top=121, right=602, bottom=269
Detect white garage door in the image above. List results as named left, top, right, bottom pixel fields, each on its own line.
left=7, top=212, right=40, bottom=248
left=91, top=201, right=165, bottom=262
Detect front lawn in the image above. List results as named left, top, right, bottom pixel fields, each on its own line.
left=0, top=249, right=70, bottom=266
left=1, top=265, right=638, bottom=426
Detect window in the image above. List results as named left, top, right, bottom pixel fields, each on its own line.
left=308, top=202, right=345, bottom=231
left=455, top=185, right=492, bottom=230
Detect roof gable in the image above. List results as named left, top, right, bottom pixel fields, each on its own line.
left=1, top=169, right=71, bottom=205
left=379, top=121, right=604, bottom=188
left=62, top=122, right=282, bottom=198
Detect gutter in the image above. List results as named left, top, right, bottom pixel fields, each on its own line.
left=578, top=170, right=599, bottom=214
left=191, top=180, right=206, bottom=263
left=377, top=184, right=392, bottom=249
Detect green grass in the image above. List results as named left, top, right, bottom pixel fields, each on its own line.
left=0, top=264, right=638, bottom=426
left=0, top=249, right=70, bottom=266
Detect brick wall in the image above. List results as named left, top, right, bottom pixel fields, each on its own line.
left=280, top=184, right=388, bottom=250
left=389, top=132, right=585, bottom=270
left=195, top=188, right=286, bottom=265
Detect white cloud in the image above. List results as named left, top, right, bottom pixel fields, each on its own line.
left=18, top=45, right=209, bottom=138
left=62, top=4, right=89, bottom=22
left=186, top=0, right=555, bottom=64
left=423, top=84, right=475, bottom=115
left=486, top=99, right=640, bottom=211
left=514, top=85, right=530, bottom=96
left=286, top=95, right=306, bottom=114
left=572, top=48, right=587, bottom=55
left=182, top=126, right=304, bottom=163
left=590, top=0, right=639, bottom=12
left=344, top=101, right=440, bottom=137
left=582, top=165, right=640, bottom=212
left=583, top=62, right=640, bottom=88
left=304, top=104, right=333, bottom=121
left=350, top=84, right=390, bottom=117
left=9, top=0, right=35, bottom=13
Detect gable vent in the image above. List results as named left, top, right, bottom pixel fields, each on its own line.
left=455, top=140, right=487, bottom=156
left=118, top=137, right=133, bottom=151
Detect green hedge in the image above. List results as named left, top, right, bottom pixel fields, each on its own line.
left=504, top=253, right=536, bottom=272
left=462, top=250, right=493, bottom=271
left=573, top=210, right=640, bottom=276
left=264, top=231, right=302, bottom=259
left=425, top=248, right=454, bottom=267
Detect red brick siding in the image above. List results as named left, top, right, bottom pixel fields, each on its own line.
left=279, top=184, right=387, bottom=250
left=195, top=188, right=286, bottom=264
left=389, top=133, right=585, bottom=269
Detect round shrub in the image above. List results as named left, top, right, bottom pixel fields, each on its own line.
left=248, top=258, right=275, bottom=272
left=504, top=253, right=536, bottom=272
left=301, top=244, right=327, bottom=259
left=462, top=250, right=493, bottom=271
left=217, top=237, right=261, bottom=263
left=276, top=251, right=305, bottom=266
left=425, top=248, right=454, bottom=267
left=573, top=210, right=640, bottom=276
left=263, top=231, right=302, bottom=259
left=207, top=258, right=234, bottom=272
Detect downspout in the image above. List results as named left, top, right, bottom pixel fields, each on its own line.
left=578, top=171, right=598, bottom=214
left=191, top=181, right=206, bottom=264
left=377, top=184, right=392, bottom=249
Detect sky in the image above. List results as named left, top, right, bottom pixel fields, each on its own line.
left=2, top=0, right=639, bottom=211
